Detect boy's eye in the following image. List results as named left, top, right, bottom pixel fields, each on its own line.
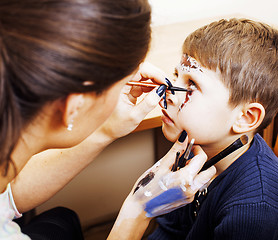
left=188, top=79, right=197, bottom=91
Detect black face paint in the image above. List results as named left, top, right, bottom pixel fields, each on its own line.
left=133, top=171, right=155, bottom=194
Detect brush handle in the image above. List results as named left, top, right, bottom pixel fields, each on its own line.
left=168, top=86, right=191, bottom=92
left=127, top=81, right=159, bottom=88
left=171, top=139, right=195, bottom=172
left=127, top=81, right=191, bottom=92
left=200, top=137, right=245, bottom=172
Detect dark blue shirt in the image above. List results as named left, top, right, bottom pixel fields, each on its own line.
left=149, top=134, right=278, bottom=240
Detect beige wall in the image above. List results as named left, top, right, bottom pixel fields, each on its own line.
left=37, top=130, right=155, bottom=227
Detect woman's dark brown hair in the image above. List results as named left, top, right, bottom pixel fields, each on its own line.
left=0, top=0, right=151, bottom=176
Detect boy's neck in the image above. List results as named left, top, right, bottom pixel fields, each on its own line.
left=204, top=133, right=254, bottom=177
left=213, top=141, right=251, bottom=176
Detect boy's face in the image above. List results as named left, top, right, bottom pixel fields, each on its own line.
left=161, top=55, right=240, bottom=148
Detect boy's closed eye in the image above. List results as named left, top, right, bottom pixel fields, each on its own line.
left=173, top=68, right=198, bottom=92
left=187, top=79, right=198, bottom=91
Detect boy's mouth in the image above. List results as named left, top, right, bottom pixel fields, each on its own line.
left=161, top=109, right=174, bottom=124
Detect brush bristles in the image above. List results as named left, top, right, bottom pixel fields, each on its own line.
left=240, top=135, right=249, bottom=145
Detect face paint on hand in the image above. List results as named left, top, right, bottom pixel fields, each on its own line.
left=134, top=171, right=155, bottom=194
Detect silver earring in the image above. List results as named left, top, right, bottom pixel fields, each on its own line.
left=67, top=109, right=79, bottom=132
left=67, top=122, right=73, bottom=131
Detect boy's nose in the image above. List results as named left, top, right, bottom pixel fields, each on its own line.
left=167, top=92, right=178, bottom=104
left=159, top=92, right=179, bottom=109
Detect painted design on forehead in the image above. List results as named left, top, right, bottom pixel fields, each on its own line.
left=181, top=54, right=203, bottom=73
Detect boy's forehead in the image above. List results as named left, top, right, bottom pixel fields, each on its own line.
left=180, top=54, right=203, bottom=72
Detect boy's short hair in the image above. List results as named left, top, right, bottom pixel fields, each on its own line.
left=182, top=18, right=278, bottom=131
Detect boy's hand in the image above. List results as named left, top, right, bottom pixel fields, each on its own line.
left=97, top=62, right=167, bottom=140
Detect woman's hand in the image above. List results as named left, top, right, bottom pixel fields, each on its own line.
left=108, top=133, right=216, bottom=239
left=130, top=135, right=216, bottom=218
left=96, top=62, right=167, bottom=141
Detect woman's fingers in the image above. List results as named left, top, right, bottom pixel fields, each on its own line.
left=159, top=131, right=188, bottom=167
left=122, top=62, right=169, bottom=123
left=136, top=62, right=167, bottom=84
left=191, top=166, right=216, bottom=191
left=183, top=145, right=207, bottom=176
left=129, top=85, right=167, bottom=121
left=131, top=138, right=217, bottom=218
left=178, top=145, right=216, bottom=192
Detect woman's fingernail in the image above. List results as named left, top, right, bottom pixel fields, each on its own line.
left=178, top=130, right=187, bottom=143
left=163, top=93, right=167, bottom=109
left=165, top=78, right=172, bottom=87
left=165, top=78, right=175, bottom=95
left=156, top=84, right=167, bottom=97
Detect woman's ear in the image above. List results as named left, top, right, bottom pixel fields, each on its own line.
left=232, top=103, right=265, bottom=134
left=63, top=94, right=85, bottom=131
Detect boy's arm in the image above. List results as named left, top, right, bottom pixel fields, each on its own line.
left=214, top=203, right=278, bottom=240
left=147, top=203, right=278, bottom=240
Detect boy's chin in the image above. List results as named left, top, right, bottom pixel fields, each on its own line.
left=162, top=125, right=180, bottom=143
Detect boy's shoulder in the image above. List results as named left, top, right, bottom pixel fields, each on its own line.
left=240, top=133, right=278, bottom=175
left=224, top=133, right=278, bottom=179
left=210, top=134, right=278, bottom=209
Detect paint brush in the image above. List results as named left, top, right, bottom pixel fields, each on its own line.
left=200, top=135, right=249, bottom=172
left=127, top=81, right=159, bottom=88
left=177, top=138, right=195, bottom=170
left=171, top=139, right=195, bottom=172
left=171, top=152, right=181, bottom=172
left=127, top=81, right=191, bottom=92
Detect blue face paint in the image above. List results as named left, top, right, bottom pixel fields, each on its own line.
left=144, top=187, right=185, bottom=217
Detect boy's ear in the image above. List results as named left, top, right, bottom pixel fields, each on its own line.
left=232, top=103, right=265, bottom=134
left=62, top=93, right=85, bottom=128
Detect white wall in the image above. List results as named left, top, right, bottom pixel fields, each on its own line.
left=149, top=0, right=278, bottom=26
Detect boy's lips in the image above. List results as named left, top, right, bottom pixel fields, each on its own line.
left=161, top=109, right=174, bottom=124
